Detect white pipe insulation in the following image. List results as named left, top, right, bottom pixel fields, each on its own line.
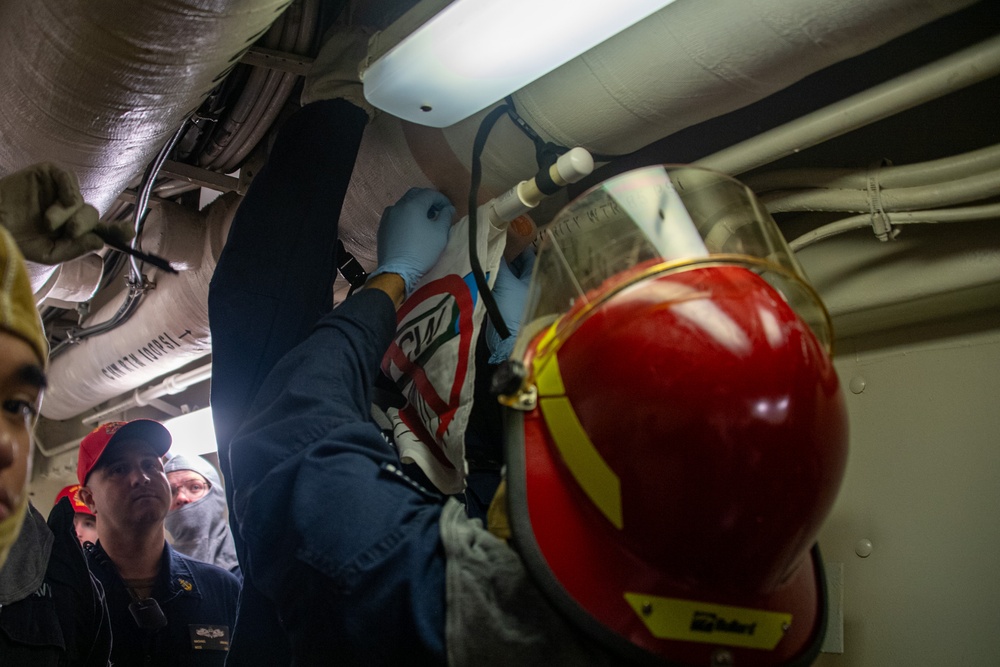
left=0, top=0, right=294, bottom=215
left=337, top=0, right=978, bottom=270
left=39, top=194, right=240, bottom=421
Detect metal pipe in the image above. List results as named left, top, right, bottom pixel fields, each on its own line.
left=82, top=363, right=213, bottom=425
left=215, top=0, right=319, bottom=172
left=763, top=169, right=1000, bottom=213
left=34, top=433, right=86, bottom=459
left=0, top=0, right=295, bottom=214
left=696, top=34, right=1000, bottom=176
left=744, top=143, right=1000, bottom=192
left=788, top=202, right=1000, bottom=252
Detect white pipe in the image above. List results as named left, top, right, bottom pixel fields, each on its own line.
left=339, top=0, right=977, bottom=270
left=40, top=194, right=237, bottom=420
left=696, top=33, right=1000, bottom=176
left=744, top=144, right=1000, bottom=193
left=82, top=363, right=213, bottom=425
left=763, top=169, right=1000, bottom=213
left=33, top=433, right=84, bottom=459
left=0, top=0, right=293, bottom=214
left=789, top=202, right=1000, bottom=252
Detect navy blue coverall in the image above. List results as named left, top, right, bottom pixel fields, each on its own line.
left=208, top=100, right=448, bottom=665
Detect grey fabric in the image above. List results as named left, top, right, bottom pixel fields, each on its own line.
left=0, top=503, right=53, bottom=605
left=440, top=498, right=620, bottom=667
left=164, top=455, right=240, bottom=574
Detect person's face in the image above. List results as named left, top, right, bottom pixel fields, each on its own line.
left=167, top=470, right=210, bottom=511
left=0, top=331, right=45, bottom=522
left=73, top=512, right=98, bottom=546
left=80, top=441, right=171, bottom=536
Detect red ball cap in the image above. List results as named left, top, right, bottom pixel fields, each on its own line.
left=77, top=420, right=172, bottom=485
left=54, top=484, right=94, bottom=516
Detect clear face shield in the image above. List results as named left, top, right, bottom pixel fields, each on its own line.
left=501, top=165, right=831, bottom=407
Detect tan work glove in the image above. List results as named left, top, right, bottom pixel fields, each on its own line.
left=0, top=162, right=134, bottom=265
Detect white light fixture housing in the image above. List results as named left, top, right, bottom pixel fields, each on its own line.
left=163, top=407, right=218, bottom=458
left=360, top=0, right=676, bottom=128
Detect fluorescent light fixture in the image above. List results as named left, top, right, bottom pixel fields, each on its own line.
left=361, top=0, right=676, bottom=128
left=163, top=407, right=218, bottom=458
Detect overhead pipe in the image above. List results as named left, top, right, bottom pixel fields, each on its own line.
left=763, top=169, right=1000, bottom=213
left=696, top=33, right=1000, bottom=176
left=0, top=0, right=295, bottom=215
left=40, top=194, right=240, bottom=421
left=744, top=143, right=1000, bottom=192
left=789, top=202, right=1000, bottom=252
left=338, top=0, right=979, bottom=270
left=82, top=363, right=213, bottom=425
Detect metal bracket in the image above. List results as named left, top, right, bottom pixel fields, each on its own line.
left=866, top=159, right=899, bottom=242
left=240, top=46, right=315, bottom=76
left=159, top=160, right=241, bottom=193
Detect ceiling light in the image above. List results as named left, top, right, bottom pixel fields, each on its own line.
left=361, top=0, right=676, bottom=128
left=163, top=407, right=217, bottom=458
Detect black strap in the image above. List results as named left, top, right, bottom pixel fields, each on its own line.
left=335, top=239, right=368, bottom=292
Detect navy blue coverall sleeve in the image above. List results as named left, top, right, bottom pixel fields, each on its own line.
left=229, top=290, right=448, bottom=666
left=208, top=99, right=367, bottom=665
left=211, top=99, right=447, bottom=665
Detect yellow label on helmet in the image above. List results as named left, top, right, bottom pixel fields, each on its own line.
left=624, top=593, right=792, bottom=650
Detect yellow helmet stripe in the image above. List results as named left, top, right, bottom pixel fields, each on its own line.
left=539, top=396, right=623, bottom=530
left=532, top=326, right=623, bottom=529
left=624, top=593, right=793, bottom=650
left=535, top=348, right=623, bottom=529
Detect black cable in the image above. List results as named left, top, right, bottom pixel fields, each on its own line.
left=468, top=104, right=514, bottom=340
left=503, top=95, right=639, bottom=164
left=95, top=230, right=177, bottom=275
left=48, top=120, right=188, bottom=359
left=472, top=100, right=632, bottom=340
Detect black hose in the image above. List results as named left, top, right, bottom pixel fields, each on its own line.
left=468, top=104, right=513, bottom=340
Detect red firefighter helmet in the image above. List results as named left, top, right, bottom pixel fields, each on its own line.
left=500, top=166, right=848, bottom=665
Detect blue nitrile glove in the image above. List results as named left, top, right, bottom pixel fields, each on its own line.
left=369, top=187, right=455, bottom=297
left=486, top=247, right=535, bottom=364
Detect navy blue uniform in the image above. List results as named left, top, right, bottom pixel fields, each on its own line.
left=87, top=541, right=239, bottom=666
left=208, top=99, right=369, bottom=665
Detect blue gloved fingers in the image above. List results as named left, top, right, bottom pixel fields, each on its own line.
left=508, top=246, right=536, bottom=280
left=486, top=251, right=536, bottom=364
left=487, top=332, right=517, bottom=366
left=371, top=187, right=455, bottom=296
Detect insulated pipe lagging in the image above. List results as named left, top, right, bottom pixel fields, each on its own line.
left=697, top=33, right=1000, bottom=176
left=40, top=195, right=239, bottom=421
left=509, top=0, right=980, bottom=157
left=0, top=0, right=293, bottom=215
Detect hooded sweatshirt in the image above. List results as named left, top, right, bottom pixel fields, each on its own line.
left=164, top=454, right=241, bottom=577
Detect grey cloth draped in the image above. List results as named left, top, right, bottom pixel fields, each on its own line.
left=0, top=504, right=52, bottom=605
